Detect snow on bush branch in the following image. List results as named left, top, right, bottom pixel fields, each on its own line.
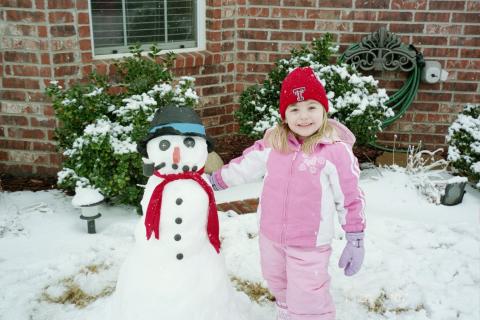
left=47, top=46, right=199, bottom=206
left=236, top=34, right=393, bottom=145
left=446, top=104, right=480, bottom=188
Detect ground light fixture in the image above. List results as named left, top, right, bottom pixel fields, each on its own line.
left=72, top=187, right=104, bottom=234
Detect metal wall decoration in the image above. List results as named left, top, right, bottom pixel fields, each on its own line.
left=342, top=27, right=418, bottom=72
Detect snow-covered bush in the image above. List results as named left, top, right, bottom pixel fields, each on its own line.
left=47, top=45, right=199, bottom=206
left=236, top=34, right=393, bottom=145
left=446, top=104, right=480, bottom=188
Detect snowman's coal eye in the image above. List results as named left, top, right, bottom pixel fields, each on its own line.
left=159, top=139, right=170, bottom=151
left=183, top=137, right=195, bottom=148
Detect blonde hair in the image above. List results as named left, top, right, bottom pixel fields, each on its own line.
left=266, top=107, right=336, bottom=154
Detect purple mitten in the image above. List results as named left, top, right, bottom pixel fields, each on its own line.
left=338, top=232, right=364, bottom=276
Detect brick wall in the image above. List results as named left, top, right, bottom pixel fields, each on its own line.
left=1, top=0, right=479, bottom=176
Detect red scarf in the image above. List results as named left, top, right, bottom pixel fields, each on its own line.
left=144, top=168, right=220, bottom=254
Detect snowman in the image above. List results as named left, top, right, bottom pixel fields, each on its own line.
left=110, top=106, right=249, bottom=320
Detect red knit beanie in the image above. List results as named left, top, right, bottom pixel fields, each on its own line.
left=279, top=67, right=329, bottom=120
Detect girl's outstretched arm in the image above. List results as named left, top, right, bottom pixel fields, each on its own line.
left=210, top=139, right=270, bottom=190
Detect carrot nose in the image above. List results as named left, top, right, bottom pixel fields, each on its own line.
left=173, top=146, right=181, bottom=164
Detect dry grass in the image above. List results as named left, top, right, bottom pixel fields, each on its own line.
left=230, top=276, right=275, bottom=303
left=361, top=290, right=425, bottom=315
left=41, top=263, right=115, bottom=308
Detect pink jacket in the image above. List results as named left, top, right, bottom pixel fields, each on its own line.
left=212, top=119, right=365, bottom=247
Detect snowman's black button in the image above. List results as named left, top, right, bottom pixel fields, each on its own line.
left=182, top=165, right=190, bottom=172
left=176, top=198, right=183, bottom=205
left=175, top=217, right=182, bottom=224
left=192, top=166, right=198, bottom=172
left=176, top=253, right=184, bottom=260
left=174, top=234, right=181, bottom=241
left=172, top=164, right=178, bottom=169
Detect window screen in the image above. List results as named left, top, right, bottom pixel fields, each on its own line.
left=90, top=0, right=197, bottom=55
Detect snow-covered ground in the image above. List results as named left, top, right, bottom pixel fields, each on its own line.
left=0, top=167, right=479, bottom=320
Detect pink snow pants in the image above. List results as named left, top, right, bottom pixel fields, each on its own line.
left=259, top=234, right=335, bottom=320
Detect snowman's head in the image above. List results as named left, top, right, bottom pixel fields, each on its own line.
left=138, top=106, right=214, bottom=174
left=145, top=134, right=208, bottom=174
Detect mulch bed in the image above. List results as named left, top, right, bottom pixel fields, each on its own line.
left=0, top=174, right=57, bottom=192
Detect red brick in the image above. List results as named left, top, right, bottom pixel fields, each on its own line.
left=244, top=7, right=270, bottom=17
left=206, top=8, right=221, bottom=19
left=0, top=151, right=8, bottom=161
left=390, top=23, right=424, bottom=34
left=452, top=13, right=479, bottom=23
left=249, top=0, right=279, bottom=4
left=454, top=93, right=480, bottom=103
left=443, top=82, right=478, bottom=92
left=35, top=0, right=44, bottom=9
left=1, top=0, right=32, bottom=7
left=50, top=25, right=75, bottom=37
left=30, top=117, right=56, bottom=128
left=417, top=92, right=452, bottom=102
left=412, top=36, right=448, bottom=46
left=271, top=31, right=303, bottom=41
left=273, top=8, right=305, bottom=18
left=4, top=51, right=37, bottom=63
left=282, top=20, right=315, bottom=30
left=41, top=53, right=50, bottom=64
left=429, top=1, right=465, bottom=10
left=457, top=71, right=480, bottom=81
left=391, top=0, right=427, bottom=9
left=3, top=78, right=39, bottom=90
left=426, top=24, right=462, bottom=35
left=237, top=30, right=268, bottom=40
left=467, top=1, right=480, bottom=10
left=54, top=66, right=79, bottom=77
left=379, top=10, right=415, bottom=21
left=284, top=0, right=315, bottom=6
left=341, top=10, right=376, bottom=20
left=414, top=12, right=450, bottom=22
left=446, top=60, right=480, bottom=70
left=79, top=39, right=91, bottom=50
left=449, top=37, right=480, bottom=46
left=411, top=103, right=439, bottom=112
left=11, top=24, right=36, bottom=36
left=32, top=142, right=56, bottom=151
left=0, top=139, right=31, bottom=150
left=48, top=12, right=74, bottom=23
left=353, top=22, right=387, bottom=33
left=0, top=90, right=26, bottom=101
left=53, top=52, right=75, bottom=64
left=37, top=25, right=47, bottom=37
left=12, top=65, right=39, bottom=77
left=316, top=21, right=349, bottom=31
left=76, top=0, right=88, bottom=9
left=47, top=0, right=73, bottom=9
left=0, top=115, right=29, bottom=126
left=6, top=10, right=45, bottom=22
left=422, top=48, right=458, bottom=58
left=77, top=12, right=89, bottom=24
left=247, top=41, right=278, bottom=51
left=355, top=0, right=388, bottom=8
left=460, top=49, right=480, bottom=59
left=78, top=25, right=90, bottom=38
left=248, top=19, right=280, bottom=29
left=14, top=128, right=45, bottom=139
left=318, top=0, right=352, bottom=8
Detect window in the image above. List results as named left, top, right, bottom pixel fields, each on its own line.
left=90, top=0, right=205, bottom=56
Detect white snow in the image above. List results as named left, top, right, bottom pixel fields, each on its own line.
left=72, top=187, right=104, bottom=207
left=0, top=167, right=479, bottom=320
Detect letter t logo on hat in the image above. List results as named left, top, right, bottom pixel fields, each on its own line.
left=279, top=67, right=329, bottom=120
left=293, top=87, right=306, bottom=102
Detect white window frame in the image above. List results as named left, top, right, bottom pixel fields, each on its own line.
left=88, top=0, right=205, bottom=59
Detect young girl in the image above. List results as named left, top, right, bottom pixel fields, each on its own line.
left=210, top=66, right=365, bottom=320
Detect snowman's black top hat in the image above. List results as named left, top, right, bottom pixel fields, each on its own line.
left=137, top=105, right=214, bottom=157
